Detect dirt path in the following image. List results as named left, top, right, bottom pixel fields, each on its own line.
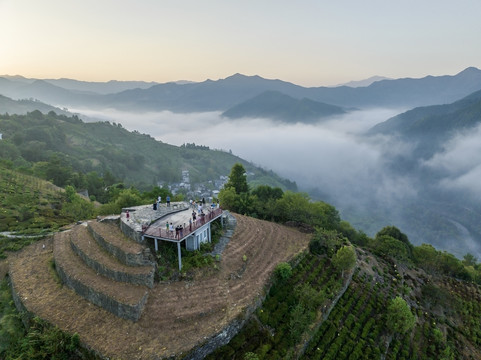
left=8, top=214, right=310, bottom=359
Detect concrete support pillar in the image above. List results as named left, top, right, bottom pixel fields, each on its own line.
left=177, top=242, right=182, bottom=271
left=155, top=238, right=158, bottom=252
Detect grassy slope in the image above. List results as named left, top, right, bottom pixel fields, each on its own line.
left=0, top=165, right=69, bottom=233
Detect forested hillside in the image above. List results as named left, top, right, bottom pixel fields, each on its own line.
left=0, top=110, right=296, bottom=194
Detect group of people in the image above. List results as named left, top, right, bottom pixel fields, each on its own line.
left=189, top=198, right=206, bottom=210
left=154, top=195, right=171, bottom=210
left=154, top=197, right=219, bottom=239
left=166, top=221, right=185, bottom=239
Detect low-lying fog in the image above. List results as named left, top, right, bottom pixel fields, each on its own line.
left=71, top=107, right=481, bottom=259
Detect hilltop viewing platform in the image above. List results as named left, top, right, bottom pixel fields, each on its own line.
left=143, top=207, right=223, bottom=242
left=119, top=202, right=224, bottom=270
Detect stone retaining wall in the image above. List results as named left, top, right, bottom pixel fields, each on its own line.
left=70, top=239, right=155, bottom=288
left=8, top=275, right=34, bottom=328
left=55, top=260, right=148, bottom=322
left=183, top=295, right=263, bottom=360
left=120, top=219, right=143, bottom=243
left=87, top=223, right=153, bottom=267
left=8, top=274, right=109, bottom=359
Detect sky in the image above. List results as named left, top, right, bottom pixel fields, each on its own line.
left=1, top=0, right=481, bottom=86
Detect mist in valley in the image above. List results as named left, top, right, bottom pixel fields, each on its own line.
left=72, top=107, right=481, bottom=259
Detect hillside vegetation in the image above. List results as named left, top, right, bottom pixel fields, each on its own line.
left=207, top=228, right=481, bottom=360
left=0, top=166, right=70, bottom=234
left=0, top=110, right=296, bottom=194
left=2, top=162, right=481, bottom=359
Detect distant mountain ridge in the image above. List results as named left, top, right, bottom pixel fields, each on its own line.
left=369, top=87, right=481, bottom=140
left=2, top=68, right=481, bottom=119
left=221, top=90, right=346, bottom=122
left=0, top=75, right=159, bottom=94
left=0, top=94, right=70, bottom=115
left=336, top=75, right=391, bottom=87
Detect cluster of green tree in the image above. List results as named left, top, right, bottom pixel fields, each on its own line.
left=219, top=163, right=481, bottom=285
left=180, top=142, right=210, bottom=150
left=0, top=110, right=296, bottom=192
left=354, top=224, right=481, bottom=285
left=219, top=163, right=338, bottom=229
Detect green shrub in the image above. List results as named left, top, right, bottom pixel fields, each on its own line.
left=274, top=262, right=292, bottom=281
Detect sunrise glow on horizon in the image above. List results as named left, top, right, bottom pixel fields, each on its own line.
left=1, top=0, right=481, bottom=86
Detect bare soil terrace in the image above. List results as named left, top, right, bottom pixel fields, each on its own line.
left=8, top=214, right=310, bottom=359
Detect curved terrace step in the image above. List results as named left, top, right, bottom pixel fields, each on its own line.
left=70, top=224, right=155, bottom=288
left=88, top=221, right=154, bottom=267
left=54, top=230, right=149, bottom=321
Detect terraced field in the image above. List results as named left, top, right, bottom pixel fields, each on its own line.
left=8, top=214, right=310, bottom=359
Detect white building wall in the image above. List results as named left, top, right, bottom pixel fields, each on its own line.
left=186, top=223, right=211, bottom=251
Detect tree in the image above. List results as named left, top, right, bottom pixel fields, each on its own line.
left=61, top=186, right=94, bottom=221
left=45, top=154, right=72, bottom=187
left=225, top=163, right=248, bottom=194
left=309, top=229, right=346, bottom=256
left=376, top=225, right=412, bottom=257
left=274, top=262, right=292, bottom=281
left=295, top=283, right=324, bottom=311
left=218, top=186, right=238, bottom=211
left=372, top=235, right=411, bottom=262
left=463, top=253, right=477, bottom=267
left=251, top=185, right=283, bottom=202
left=413, top=243, right=439, bottom=273
left=386, top=296, right=415, bottom=335
left=332, top=245, right=356, bottom=277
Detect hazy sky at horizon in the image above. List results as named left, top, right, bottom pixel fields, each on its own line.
left=1, top=0, right=481, bottom=86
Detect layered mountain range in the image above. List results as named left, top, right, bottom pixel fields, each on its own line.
left=2, top=67, right=481, bottom=120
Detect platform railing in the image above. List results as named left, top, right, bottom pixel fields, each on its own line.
left=143, top=207, right=223, bottom=241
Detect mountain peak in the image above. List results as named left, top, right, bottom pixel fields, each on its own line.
left=456, top=66, right=480, bottom=77
left=223, top=73, right=262, bottom=81
left=337, top=76, right=390, bottom=88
